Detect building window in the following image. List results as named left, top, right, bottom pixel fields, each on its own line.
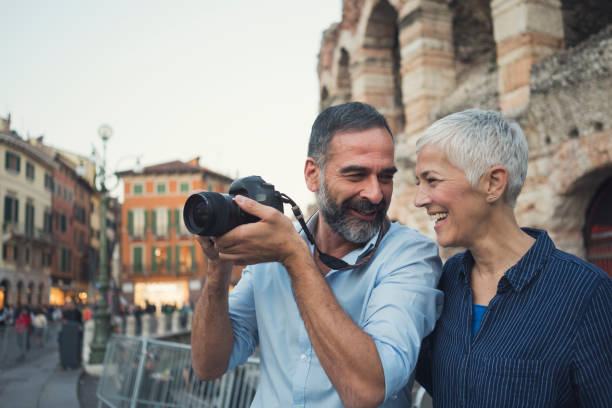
left=59, top=248, right=72, bottom=273
left=133, top=184, right=143, bottom=195
left=5, top=151, right=20, bottom=173
left=3, top=196, right=19, bottom=224
left=25, top=248, right=30, bottom=265
left=129, top=209, right=146, bottom=237
left=179, top=182, right=189, bottom=193
left=44, top=173, right=54, bottom=192
left=151, top=246, right=171, bottom=274
left=176, top=245, right=195, bottom=274
left=26, top=162, right=35, bottom=180
left=56, top=184, right=62, bottom=197
left=156, top=183, right=166, bottom=194
left=25, top=202, right=35, bottom=236
left=153, top=208, right=169, bottom=237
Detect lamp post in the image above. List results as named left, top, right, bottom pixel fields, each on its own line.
left=89, top=124, right=113, bottom=364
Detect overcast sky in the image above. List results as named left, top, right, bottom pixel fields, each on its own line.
left=1, top=1, right=341, bottom=211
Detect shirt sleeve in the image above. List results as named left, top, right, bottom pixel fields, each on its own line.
left=226, top=266, right=259, bottom=371
left=573, top=275, right=612, bottom=407
left=361, top=234, right=443, bottom=402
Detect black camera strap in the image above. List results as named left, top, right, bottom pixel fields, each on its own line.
left=279, top=193, right=389, bottom=271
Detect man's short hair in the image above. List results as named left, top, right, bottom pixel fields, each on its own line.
left=308, top=102, right=393, bottom=168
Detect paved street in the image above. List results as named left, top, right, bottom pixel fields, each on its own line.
left=0, top=340, right=81, bottom=408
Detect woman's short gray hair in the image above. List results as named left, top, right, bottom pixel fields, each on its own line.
left=416, top=109, right=528, bottom=207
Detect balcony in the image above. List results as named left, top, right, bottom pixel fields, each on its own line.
left=2, top=222, right=54, bottom=246
left=121, top=262, right=202, bottom=277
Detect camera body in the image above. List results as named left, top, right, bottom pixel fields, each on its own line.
left=183, top=176, right=283, bottom=236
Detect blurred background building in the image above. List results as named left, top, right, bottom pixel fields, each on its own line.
left=317, top=0, right=612, bottom=276
left=0, top=115, right=55, bottom=307
left=117, top=157, right=234, bottom=311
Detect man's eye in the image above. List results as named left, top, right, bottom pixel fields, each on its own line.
left=427, top=178, right=439, bottom=184
left=379, top=174, right=394, bottom=183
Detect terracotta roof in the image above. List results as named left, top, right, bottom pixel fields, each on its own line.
left=117, top=159, right=233, bottom=182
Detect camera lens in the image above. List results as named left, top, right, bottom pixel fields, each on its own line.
left=183, top=192, right=237, bottom=236
left=193, top=201, right=210, bottom=228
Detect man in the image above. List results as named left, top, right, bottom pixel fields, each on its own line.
left=191, top=102, right=443, bottom=407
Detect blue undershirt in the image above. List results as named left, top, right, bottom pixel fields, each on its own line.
left=472, top=304, right=487, bottom=338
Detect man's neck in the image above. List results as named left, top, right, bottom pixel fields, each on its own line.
left=313, top=213, right=363, bottom=260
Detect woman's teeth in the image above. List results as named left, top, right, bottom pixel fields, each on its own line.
left=430, top=212, right=448, bottom=224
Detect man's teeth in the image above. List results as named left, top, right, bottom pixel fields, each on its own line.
left=430, top=213, right=448, bottom=223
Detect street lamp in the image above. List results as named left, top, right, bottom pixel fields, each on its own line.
left=89, top=124, right=113, bottom=364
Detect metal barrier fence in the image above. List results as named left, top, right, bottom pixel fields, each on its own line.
left=0, top=320, right=62, bottom=367
left=97, top=335, right=260, bottom=408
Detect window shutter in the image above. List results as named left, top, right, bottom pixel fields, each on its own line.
left=151, top=245, right=157, bottom=273
left=175, top=209, right=180, bottom=233
left=133, top=247, right=142, bottom=274
left=16, top=155, right=20, bottom=172
left=166, top=245, right=172, bottom=272
left=144, top=210, right=149, bottom=232
left=128, top=210, right=134, bottom=236
left=152, top=210, right=157, bottom=235
left=4, top=196, right=11, bottom=222
left=14, top=199, right=19, bottom=223
left=167, top=209, right=171, bottom=235
left=4, top=151, right=8, bottom=170
left=175, top=246, right=180, bottom=274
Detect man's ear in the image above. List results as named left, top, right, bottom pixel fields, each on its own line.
left=304, top=158, right=320, bottom=193
left=482, top=165, right=508, bottom=200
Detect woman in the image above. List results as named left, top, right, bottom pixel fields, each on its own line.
left=414, top=109, right=612, bottom=407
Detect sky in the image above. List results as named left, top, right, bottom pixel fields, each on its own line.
left=1, top=1, right=342, bottom=211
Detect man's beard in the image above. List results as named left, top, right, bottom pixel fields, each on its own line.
left=317, top=177, right=387, bottom=244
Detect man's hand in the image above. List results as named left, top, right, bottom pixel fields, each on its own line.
left=212, top=195, right=308, bottom=266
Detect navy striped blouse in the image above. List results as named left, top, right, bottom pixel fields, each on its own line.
left=416, top=228, right=612, bottom=407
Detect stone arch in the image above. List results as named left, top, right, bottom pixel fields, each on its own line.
left=356, top=0, right=405, bottom=134
left=549, top=163, right=612, bottom=258
left=38, top=282, right=45, bottom=305
left=0, top=279, right=9, bottom=308
left=16, top=281, right=24, bottom=306
left=450, top=0, right=496, bottom=76
left=336, top=48, right=352, bottom=102
left=584, top=177, right=612, bottom=278
left=561, top=0, right=612, bottom=48
left=27, top=281, right=35, bottom=305
left=320, top=86, right=331, bottom=111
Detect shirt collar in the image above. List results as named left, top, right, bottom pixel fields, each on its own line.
left=459, top=228, right=555, bottom=292
left=299, top=211, right=380, bottom=267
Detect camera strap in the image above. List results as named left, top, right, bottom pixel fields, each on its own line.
left=279, top=193, right=390, bottom=271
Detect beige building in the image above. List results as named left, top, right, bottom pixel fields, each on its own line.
left=0, top=117, right=55, bottom=307
left=317, top=0, right=612, bottom=276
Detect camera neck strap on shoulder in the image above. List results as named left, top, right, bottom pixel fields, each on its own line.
left=279, top=193, right=390, bottom=271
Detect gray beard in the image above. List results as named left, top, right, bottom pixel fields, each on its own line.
left=316, top=177, right=386, bottom=244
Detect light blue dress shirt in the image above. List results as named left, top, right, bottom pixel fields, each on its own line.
left=226, top=220, right=443, bottom=407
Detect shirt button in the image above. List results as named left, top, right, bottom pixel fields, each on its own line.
left=300, top=354, right=307, bottom=361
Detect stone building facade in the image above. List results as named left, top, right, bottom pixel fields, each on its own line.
left=317, top=0, right=612, bottom=275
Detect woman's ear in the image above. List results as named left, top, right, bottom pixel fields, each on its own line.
left=483, top=165, right=508, bottom=201
left=304, top=158, right=320, bottom=193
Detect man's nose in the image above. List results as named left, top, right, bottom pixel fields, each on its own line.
left=360, top=176, right=383, bottom=204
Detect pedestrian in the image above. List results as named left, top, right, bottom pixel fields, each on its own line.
left=14, top=308, right=31, bottom=360
left=32, top=308, right=48, bottom=347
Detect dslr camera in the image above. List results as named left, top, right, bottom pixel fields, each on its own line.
left=183, top=176, right=284, bottom=236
